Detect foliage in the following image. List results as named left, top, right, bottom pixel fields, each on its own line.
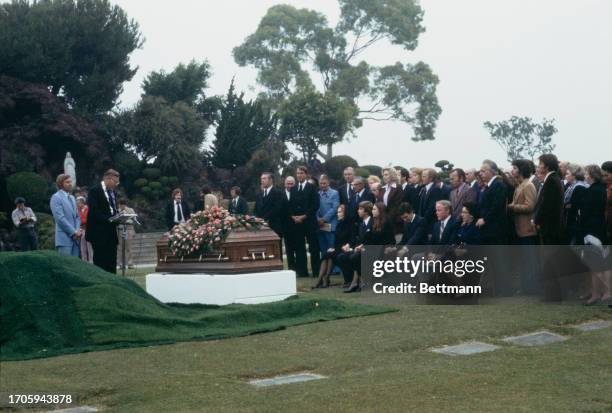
left=6, top=172, right=49, bottom=211
left=354, top=167, right=371, bottom=178
left=210, top=81, right=278, bottom=169
left=361, top=165, right=382, bottom=177
left=278, top=87, right=358, bottom=162
left=323, top=155, right=359, bottom=181
left=0, top=75, right=111, bottom=186
left=233, top=1, right=441, bottom=160
left=168, top=206, right=266, bottom=257
left=0, top=0, right=143, bottom=116
left=142, top=60, right=210, bottom=106
left=114, top=96, right=207, bottom=175
left=483, top=116, right=557, bottom=162
left=434, top=160, right=454, bottom=181
left=35, top=212, right=54, bottom=250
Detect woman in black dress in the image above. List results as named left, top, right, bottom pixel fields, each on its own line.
left=313, top=204, right=354, bottom=288
left=581, top=165, right=610, bottom=305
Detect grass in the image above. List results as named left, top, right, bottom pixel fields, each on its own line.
left=1, top=268, right=611, bottom=412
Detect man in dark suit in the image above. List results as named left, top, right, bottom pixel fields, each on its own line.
left=533, top=154, right=564, bottom=245
left=280, top=176, right=297, bottom=271
left=255, top=173, right=283, bottom=236
left=428, top=200, right=459, bottom=246
left=165, top=188, right=191, bottom=231
left=346, top=177, right=375, bottom=225
left=86, top=169, right=120, bottom=273
left=338, top=166, right=355, bottom=206
left=289, top=166, right=320, bottom=277
left=385, top=202, right=427, bottom=258
left=475, top=160, right=507, bottom=245
left=417, top=168, right=444, bottom=229
left=228, top=186, right=249, bottom=215
left=533, top=154, right=565, bottom=301
left=398, top=202, right=427, bottom=246
left=400, top=168, right=420, bottom=211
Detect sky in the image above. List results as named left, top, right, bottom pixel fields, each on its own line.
left=112, top=0, right=612, bottom=169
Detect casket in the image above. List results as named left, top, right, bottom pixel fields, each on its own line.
left=155, top=227, right=283, bottom=274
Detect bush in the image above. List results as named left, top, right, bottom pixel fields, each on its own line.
left=141, top=186, right=152, bottom=195
left=142, top=168, right=161, bottom=180
left=36, top=212, right=54, bottom=250
left=159, top=176, right=169, bottom=185
left=134, top=178, right=148, bottom=188
left=324, top=155, right=359, bottom=181
left=361, top=165, right=382, bottom=178
left=168, top=176, right=179, bottom=186
left=149, top=181, right=162, bottom=190
left=354, top=167, right=371, bottom=178
left=6, top=172, right=49, bottom=211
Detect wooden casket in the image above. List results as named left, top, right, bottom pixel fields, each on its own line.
left=155, top=227, right=283, bottom=274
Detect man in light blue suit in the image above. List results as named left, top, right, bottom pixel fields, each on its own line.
left=50, top=174, right=82, bottom=257
left=316, top=174, right=340, bottom=256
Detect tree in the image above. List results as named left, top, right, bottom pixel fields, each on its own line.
left=114, top=96, right=207, bottom=175
left=210, top=81, right=278, bottom=169
left=233, top=1, right=441, bottom=160
left=0, top=0, right=143, bottom=116
left=483, top=116, right=557, bottom=162
left=142, top=60, right=210, bottom=107
left=0, top=75, right=111, bottom=185
left=278, top=87, right=358, bottom=163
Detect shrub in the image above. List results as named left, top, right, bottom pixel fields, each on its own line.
left=149, top=181, right=162, bottom=190
left=168, top=176, right=179, bottom=186
left=6, top=172, right=49, bottom=211
left=142, top=168, right=161, bottom=180
left=36, top=212, right=55, bottom=250
left=159, top=176, right=169, bottom=185
left=354, top=167, right=371, bottom=178
left=361, top=165, right=382, bottom=178
left=134, top=178, right=148, bottom=188
left=323, top=155, right=358, bottom=181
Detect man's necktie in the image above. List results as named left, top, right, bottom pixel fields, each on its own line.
left=440, top=221, right=445, bottom=240
left=107, top=190, right=116, bottom=214
left=176, top=202, right=183, bottom=221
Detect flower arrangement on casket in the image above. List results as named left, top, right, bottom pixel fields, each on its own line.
left=168, top=206, right=266, bottom=257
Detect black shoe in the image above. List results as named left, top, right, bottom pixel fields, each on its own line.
left=344, top=285, right=361, bottom=293
left=311, top=280, right=324, bottom=289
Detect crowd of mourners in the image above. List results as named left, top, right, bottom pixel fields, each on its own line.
left=10, top=155, right=612, bottom=305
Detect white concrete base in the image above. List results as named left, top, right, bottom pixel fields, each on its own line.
left=145, top=270, right=297, bottom=305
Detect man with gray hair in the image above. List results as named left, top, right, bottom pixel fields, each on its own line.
left=339, top=166, right=355, bottom=205
left=347, top=176, right=375, bottom=224
left=476, top=160, right=507, bottom=244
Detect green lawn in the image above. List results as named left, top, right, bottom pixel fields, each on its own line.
left=1, top=271, right=611, bottom=413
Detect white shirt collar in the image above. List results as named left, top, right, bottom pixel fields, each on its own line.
left=441, top=215, right=451, bottom=227
left=363, top=216, right=371, bottom=226
left=425, top=182, right=434, bottom=191
left=487, top=175, right=498, bottom=187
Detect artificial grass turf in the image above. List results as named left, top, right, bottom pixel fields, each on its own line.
left=0, top=251, right=394, bottom=361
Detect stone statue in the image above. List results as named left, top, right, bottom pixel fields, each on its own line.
left=64, top=152, right=76, bottom=189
